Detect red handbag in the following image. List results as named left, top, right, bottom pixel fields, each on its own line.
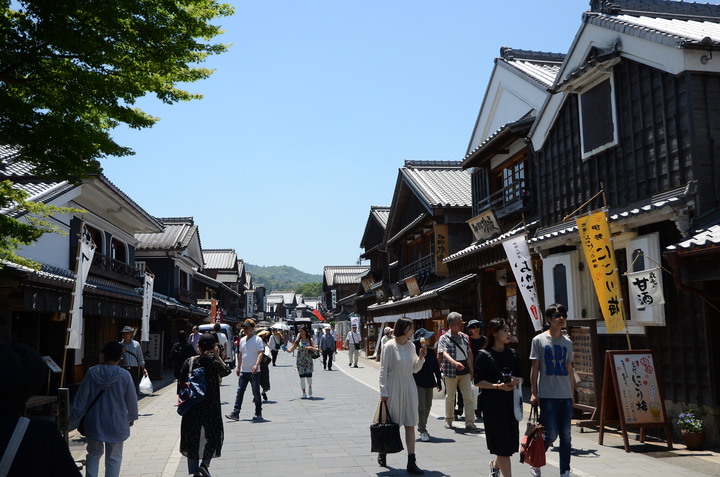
left=520, top=404, right=546, bottom=467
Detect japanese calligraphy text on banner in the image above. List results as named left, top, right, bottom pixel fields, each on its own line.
left=67, top=237, right=96, bottom=349
left=502, top=235, right=542, bottom=331
left=576, top=211, right=626, bottom=333
left=141, top=272, right=154, bottom=342
left=627, top=267, right=665, bottom=310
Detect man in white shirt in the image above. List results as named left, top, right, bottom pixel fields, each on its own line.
left=345, top=324, right=362, bottom=367
left=226, top=319, right=264, bottom=421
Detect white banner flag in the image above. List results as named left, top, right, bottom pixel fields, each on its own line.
left=627, top=267, right=665, bottom=309
left=502, top=235, right=543, bottom=331
left=67, top=239, right=96, bottom=349
left=141, top=272, right=154, bottom=342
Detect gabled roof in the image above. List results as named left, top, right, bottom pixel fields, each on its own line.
left=530, top=0, right=720, bottom=151
left=360, top=206, right=390, bottom=250
left=498, top=47, right=565, bottom=88
left=135, top=217, right=199, bottom=251
left=399, top=161, right=471, bottom=208
left=203, top=249, right=237, bottom=270
left=1, top=148, right=162, bottom=233
left=323, top=266, right=370, bottom=286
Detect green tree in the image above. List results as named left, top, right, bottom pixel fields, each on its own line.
left=0, top=0, right=233, bottom=263
left=296, top=282, right=322, bottom=297
left=0, top=0, right=234, bottom=177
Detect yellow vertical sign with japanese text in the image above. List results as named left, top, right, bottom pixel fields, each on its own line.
left=576, top=211, right=626, bottom=333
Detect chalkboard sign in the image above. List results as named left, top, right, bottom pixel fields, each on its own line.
left=598, top=350, right=673, bottom=452
left=566, top=319, right=601, bottom=427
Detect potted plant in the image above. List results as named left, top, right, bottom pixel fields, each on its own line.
left=676, top=406, right=705, bottom=450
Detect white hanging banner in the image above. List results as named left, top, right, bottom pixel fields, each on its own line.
left=502, top=235, right=543, bottom=331
left=627, top=267, right=665, bottom=309
left=67, top=238, right=96, bottom=349
left=141, top=272, right=154, bottom=342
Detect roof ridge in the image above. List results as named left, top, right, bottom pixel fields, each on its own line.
left=500, top=46, right=566, bottom=63
left=590, top=0, right=720, bottom=20
left=158, top=217, right=194, bottom=224
left=403, top=160, right=462, bottom=169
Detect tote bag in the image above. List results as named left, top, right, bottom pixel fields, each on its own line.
left=370, top=400, right=404, bottom=454
left=519, top=404, right=546, bottom=467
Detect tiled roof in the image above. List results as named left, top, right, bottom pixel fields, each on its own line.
left=372, top=206, right=390, bottom=228
left=499, top=47, right=565, bottom=88
left=323, top=266, right=370, bottom=286
left=530, top=184, right=692, bottom=245
left=666, top=224, right=720, bottom=252
left=586, top=0, right=720, bottom=48
left=462, top=115, right=535, bottom=168
left=400, top=161, right=471, bottom=208
left=444, top=220, right=539, bottom=263
left=203, top=249, right=237, bottom=270
left=387, top=213, right=427, bottom=245
left=135, top=217, right=197, bottom=251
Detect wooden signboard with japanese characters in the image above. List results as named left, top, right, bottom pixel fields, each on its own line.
left=598, top=350, right=673, bottom=452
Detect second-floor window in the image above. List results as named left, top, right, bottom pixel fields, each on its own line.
left=110, top=238, right=127, bottom=263
left=579, top=75, right=618, bottom=158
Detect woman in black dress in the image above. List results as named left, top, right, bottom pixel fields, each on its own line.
left=179, top=333, right=231, bottom=477
left=474, top=318, right=521, bottom=477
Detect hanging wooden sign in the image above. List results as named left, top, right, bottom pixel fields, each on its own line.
left=598, top=349, right=673, bottom=452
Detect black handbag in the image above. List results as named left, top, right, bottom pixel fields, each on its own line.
left=370, top=400, right=404, bottom=454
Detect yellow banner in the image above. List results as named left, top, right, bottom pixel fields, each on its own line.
left=576, top=211, right=626, bottom=333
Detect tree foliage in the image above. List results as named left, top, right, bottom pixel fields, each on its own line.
left=296, top=282, right=322, bottom=297
left=0, top=0, right=234, bottom=178
left=0, top=180, right=82, bottom=268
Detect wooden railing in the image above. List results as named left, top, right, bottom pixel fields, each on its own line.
left=90, top=253, right=143, bottom=286
left=398, top=253, right=435, bottom=281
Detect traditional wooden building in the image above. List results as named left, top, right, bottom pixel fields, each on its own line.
left=0, top=147, right=164, bottom=388
left=445, top=47, right=565, bottom=367
left=525, top=0, right=720, bottom=445
left=364, top=160, right=475, bottom=345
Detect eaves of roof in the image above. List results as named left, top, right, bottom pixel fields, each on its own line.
left=386, top=213, right=428, bottom=246
left=461, top=116, right=535, bottom=169
left=666, top=224, right=720, bottom=253
left=203, top=249, right=237, bottom=270
left=444, top=220, right=539, bottom=264
left=366, top=274, right=476, bottom=312
left=529, top=184, right=692, bottom=247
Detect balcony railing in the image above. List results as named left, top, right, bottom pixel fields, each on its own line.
left=476, top=182, right=529, bottom=218
left=90, top=253, right=144, bottom=286
left=398, top=253, right=435, bottom=281
left=176, top=287, right=194, bottom=304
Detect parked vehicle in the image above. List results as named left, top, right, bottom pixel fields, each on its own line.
left=198, top=323, right=235, bottom=368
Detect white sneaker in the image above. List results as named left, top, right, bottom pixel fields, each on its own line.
left=301, top=392, right=307, bottom=399
left=530, top=467, right=542, bottom=477
left=308, top=387, right=313, bottom=397
left=420, top=432, right=430, bottom=442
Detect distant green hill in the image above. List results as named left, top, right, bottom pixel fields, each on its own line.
left=246, top=264, right=322, bottom=293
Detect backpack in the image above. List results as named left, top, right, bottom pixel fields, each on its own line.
left=177, top=357, right=207, bottom=415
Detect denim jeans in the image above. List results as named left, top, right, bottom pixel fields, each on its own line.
left=540, top=397, right=572, bottom=473
left=85, top=440, right=123, bottom=477
left=322, top=349, right=334, bottom=369
left=187, top=457, right=211, bottom=475
left=233, top=371, right=262, bottom=415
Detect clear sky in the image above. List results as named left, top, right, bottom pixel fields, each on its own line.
left=101, top=0, right=590, bottom=276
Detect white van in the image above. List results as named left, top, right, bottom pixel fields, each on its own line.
left=198, top=323, right=236, bottom=368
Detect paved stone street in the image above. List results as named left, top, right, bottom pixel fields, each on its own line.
left=69, top=351, right=720, bottom=476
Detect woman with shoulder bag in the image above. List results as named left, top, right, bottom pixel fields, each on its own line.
left=285, top=325, right=318, bottom=398
left=474, top=318, right=522, bottom=477
left=378, top=317, right=426, bottom=475
left=179, top=333, right=231, bottom=477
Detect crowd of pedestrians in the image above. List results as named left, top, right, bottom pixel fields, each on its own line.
left=3, top=304, right=575, bottom=477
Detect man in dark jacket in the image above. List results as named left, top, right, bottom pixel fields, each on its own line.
left=413, top=328, right=442, bottom=442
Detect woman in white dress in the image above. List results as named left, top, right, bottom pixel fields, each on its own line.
left=378, top=317, right=426, bottom=475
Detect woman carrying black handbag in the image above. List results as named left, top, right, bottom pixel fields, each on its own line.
left=378, top=317, right=427, bottom=475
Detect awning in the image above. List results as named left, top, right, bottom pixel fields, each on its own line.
left=367, top=273, right=476, bottom=313
left=373, top=310, right=432, bottom=323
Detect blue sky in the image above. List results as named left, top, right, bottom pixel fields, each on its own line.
left=101, top=1, right=589, bottom=275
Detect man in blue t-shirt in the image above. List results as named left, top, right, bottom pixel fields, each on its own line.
left=530, top=304, right=574, bottom=477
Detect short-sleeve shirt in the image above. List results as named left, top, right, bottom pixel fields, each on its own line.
left=239, top=335, right=264, bottom=373
left=529, top=332, right=574, bottom=399
left=437, top=331, right=471, bottom=378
